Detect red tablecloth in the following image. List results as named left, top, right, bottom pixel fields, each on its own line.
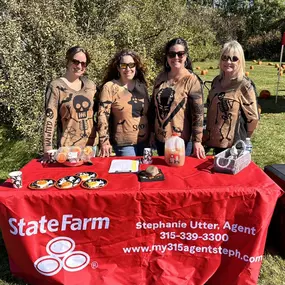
left=0, top=157, right=282, bottom=285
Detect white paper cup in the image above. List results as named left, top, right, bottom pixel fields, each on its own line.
left=142, top=148, right=152, bottom=164
left=47, top=149, right=57, bottom=163
left=9, top=171, right=22, bottom=189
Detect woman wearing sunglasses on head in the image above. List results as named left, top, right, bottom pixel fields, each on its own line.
left=43, top=46, right=97, bottom=156
left=97, top=49, right=149, bottom=157
left=148, top=38, right=205, bottom=159
left=204, top=40, right=259, bottom=154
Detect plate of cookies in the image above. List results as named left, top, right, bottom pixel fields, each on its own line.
left=81, top=178, right=108, bottom=190
left=28, top=179, right=56, bottom=190
left=55, top=175, right=81, bottom=189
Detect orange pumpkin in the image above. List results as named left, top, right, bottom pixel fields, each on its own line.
left=259, top=90, right=271, bottom=99
left=245, top=71, right=250, bottom=77
left=250, top=66, right=254, bottom=70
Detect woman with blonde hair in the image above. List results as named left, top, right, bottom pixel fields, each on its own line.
left=204, top=40, right=259, bottom=154
left=97, top=49, right=149, bottom=157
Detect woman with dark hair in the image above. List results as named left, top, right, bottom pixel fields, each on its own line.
left=97, top=49, right=149, bottom=157
left=43, top=46, right=97, bottom=156
left=149, top=38, right=205, bottom=159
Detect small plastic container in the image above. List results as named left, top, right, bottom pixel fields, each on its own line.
left=164, top=133, right=185, bottom=167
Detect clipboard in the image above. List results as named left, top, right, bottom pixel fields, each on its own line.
left=108, top=160, right=140, bottom=173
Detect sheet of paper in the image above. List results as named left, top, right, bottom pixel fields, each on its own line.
left=108, top=159, right=139, bottom=173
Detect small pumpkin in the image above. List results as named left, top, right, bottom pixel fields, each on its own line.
left=259, top=90, right=271, bottom=99
left=250, top=66, right=254, bottom=70
left=245, top=71, right=250, bottom=77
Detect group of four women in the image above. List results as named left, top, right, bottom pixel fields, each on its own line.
left=43, top=38, right=259, bottom=160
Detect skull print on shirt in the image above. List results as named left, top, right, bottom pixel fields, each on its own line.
left=73, top=95, right=91, bottom=119
left=43, top=78, right=97, bottom=152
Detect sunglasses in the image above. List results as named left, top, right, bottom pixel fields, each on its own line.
left=119, top=62, right=136, bottom=69
left=221, top=55, right=239, bottom=62
left=71, top=59, right=87, bottom=68
left=167, top=51, right=186, bottom=58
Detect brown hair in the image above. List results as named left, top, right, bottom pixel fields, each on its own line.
left=102, top=49, right=147, bottom=86
left=65, top=46, right=91, bottom=67
left=164, top=38, right=193, bottom=72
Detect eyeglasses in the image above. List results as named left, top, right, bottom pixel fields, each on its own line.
left=221, top=55, right=239, bottom=62
left=167, top=51, right=186, bottom=58
left=119, top=62, right=136, bottom=69
left=71, top=59, right=87, bottom=68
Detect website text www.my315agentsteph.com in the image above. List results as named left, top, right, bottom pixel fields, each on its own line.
left=122, top=243, right=263, bottom=263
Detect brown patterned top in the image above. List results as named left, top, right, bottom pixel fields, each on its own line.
left=43, top=77, right=97, bottom=153
left=97, top=79, right=149, bottom=146
left=204, top=76, right=259, bottom=148
left=149, top=71, right=204, bottom=143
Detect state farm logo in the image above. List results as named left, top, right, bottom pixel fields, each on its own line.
left=34, top=237, right=90, bottom=276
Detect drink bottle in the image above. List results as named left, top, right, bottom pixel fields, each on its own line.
left=245, top=137, right=253, bottom=153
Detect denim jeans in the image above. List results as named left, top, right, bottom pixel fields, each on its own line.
left=113, top=142, right=145, bottom=157
left=156, top=139, right=193, bottom=156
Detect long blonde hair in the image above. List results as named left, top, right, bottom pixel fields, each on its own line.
left=219, top=40, right=245, bottom=81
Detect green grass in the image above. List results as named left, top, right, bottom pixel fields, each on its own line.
left=194, top=59, right=285, bottom=98
left=0, top=61, right=285, bottom=284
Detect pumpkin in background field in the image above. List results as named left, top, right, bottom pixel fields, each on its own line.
left=250, top=65, right=254, bottom=70
left=259, top=90, right=271, bottom=99
left=245, top=71, right=250, bottom=77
